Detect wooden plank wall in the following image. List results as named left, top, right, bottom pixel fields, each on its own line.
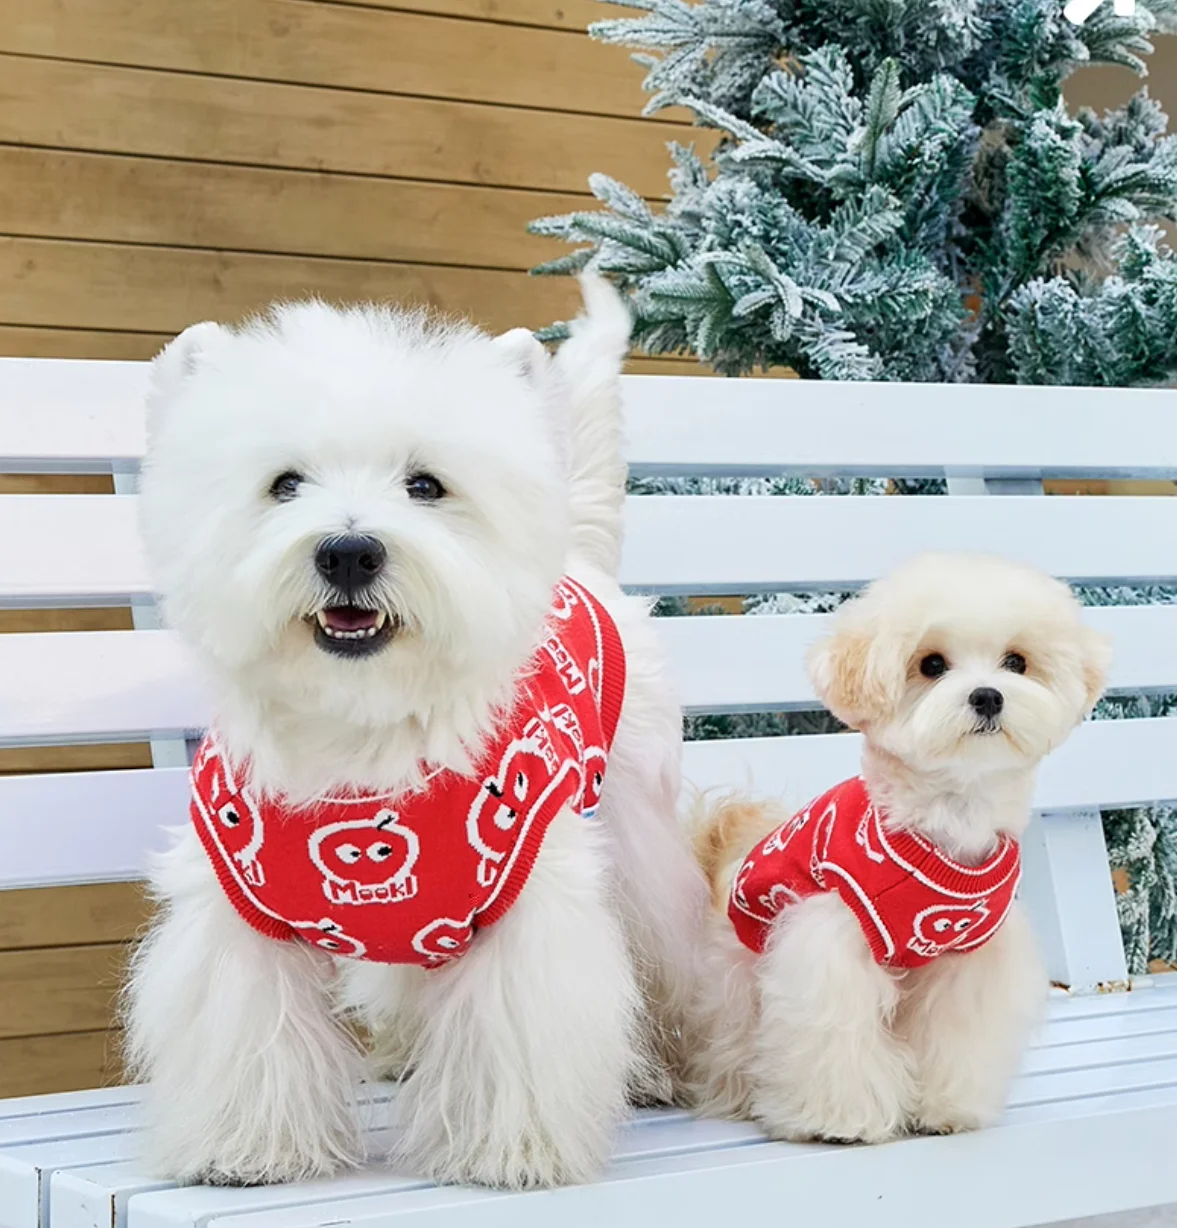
left=0, top=0, right=716, bottom=365
left=0, top=0, right=1174, bottom=1095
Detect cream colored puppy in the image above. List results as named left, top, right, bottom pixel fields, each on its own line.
left=688, top=554, right=1111, bottom=1144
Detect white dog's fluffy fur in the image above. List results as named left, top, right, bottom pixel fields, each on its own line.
left=126, top=277, right=706, bottom=1189
left=688, top=554, right=1111, bottom=1143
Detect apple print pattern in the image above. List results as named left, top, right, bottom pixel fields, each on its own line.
left=727, top=777, right=1021, bottom=969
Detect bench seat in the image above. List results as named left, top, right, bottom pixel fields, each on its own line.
left=0, top=982, right=1171, bottom=1228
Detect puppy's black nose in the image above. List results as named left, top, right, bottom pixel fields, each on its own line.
left=969, top=686, right=1004, bottom=719
left=314, top=534, right=386, bottom=595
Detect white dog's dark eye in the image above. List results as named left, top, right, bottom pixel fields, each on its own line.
left=406, top=472, right=446, bottom=502
left=1003, top=652, right=1028, bottom=674
left=920, top=653, right=948, bottom=679
left=269, top=470, right=303, bottom=502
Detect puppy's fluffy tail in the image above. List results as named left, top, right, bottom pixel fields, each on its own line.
left=689, top=791, right=787, bottom=909
left=554, top=273, right=632, bottom=576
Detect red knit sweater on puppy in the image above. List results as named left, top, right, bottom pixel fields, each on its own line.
left=728, top=777, right=1021, bottom=968
left=191, top=577, right=625, bottom=967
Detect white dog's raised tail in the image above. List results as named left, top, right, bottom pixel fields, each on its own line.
left=553, top=273, right=632, bottom=576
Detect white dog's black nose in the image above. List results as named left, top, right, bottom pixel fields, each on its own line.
left=315, top=534, right=386, bottom=594
left=969, top=686, right=1004, bottom=719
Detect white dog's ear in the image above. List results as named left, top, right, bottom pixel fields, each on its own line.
left=808, top=618, right=898, bottom=730
left=1078, top=625, right=1114, bottom=716
left=150, top=322, right=229, bottom=402
left=491, top=328, right=550, bottom=383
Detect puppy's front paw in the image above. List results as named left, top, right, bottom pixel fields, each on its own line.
left=751, top=1053, right=912, bottom=1145
left=755, top=1095, right=906, bottom=1145
left=911, top=1100, right=997, bottom=1137
left=398, top=1070, right=615, bottom=1189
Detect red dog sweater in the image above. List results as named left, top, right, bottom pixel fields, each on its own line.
left=728, top=777, right=1021, bottom=968
left=191, top=577, right=625, bottom=966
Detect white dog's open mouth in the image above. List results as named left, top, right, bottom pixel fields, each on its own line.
left=306, top=606, right=396, bottom=659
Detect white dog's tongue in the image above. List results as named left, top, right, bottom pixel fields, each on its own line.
left=321, top=606, right=381, bottom=633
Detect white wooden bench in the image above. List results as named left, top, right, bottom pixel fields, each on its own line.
left=3, top=359, right=1177, bottom=1228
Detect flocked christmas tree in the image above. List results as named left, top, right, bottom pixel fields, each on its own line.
left=532, top=0, right=1177, bottom=968
left=531, top=0, right=1177, bottom=383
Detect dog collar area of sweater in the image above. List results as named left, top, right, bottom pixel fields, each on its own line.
left=728, top=776, right=1022, bottom=969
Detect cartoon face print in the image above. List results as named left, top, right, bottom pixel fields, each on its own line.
left=579, top=746, right=607, bottom=820
left=809, top=800, right=840, bottom=889
left=908, top=901, right=992, bottom=959
left=412, top=916, right=473, bottom=966
left=295, top=919, right=367, bottom=959
left=192, top=742, right=266, bottom=888
left=760, top=881, right=802, bottom=916
left=309, top=809, right=420, bottom=906
left=762, top=806, right=813, bottom=858
left=549, top=581, right=579, bottom=621
left=214, top=796, right=266, bottom=887
left=730, top=857, right=768, bottom=922
left=854, top=804, right=886, bottom=865
left=467, top=735, right=554, bottom=888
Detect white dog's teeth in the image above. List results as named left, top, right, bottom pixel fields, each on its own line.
left=314, top=611, right=385, bottom=642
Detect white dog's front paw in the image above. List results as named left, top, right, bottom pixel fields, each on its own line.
left=398, top=1103, right=609, bottom=1189
left=147, top=1114, right=361, bottom=1187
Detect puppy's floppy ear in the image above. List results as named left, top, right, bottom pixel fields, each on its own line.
left=149, top=321, right=229, bottom=405
left=491, top=327, right=550, bottom=384
left=1077, top=625, right=1114, bottom=715
left=808, top=609, right=899, bottom=729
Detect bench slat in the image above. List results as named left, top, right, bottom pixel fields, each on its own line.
left=0, top=360, right=149, bottom=475
left=684, top=716, right=1177, bottom=815
left=0, top=631, right=208, bottom=747
left=0, top=769, right=185, bottom=890
left=4, top=604, right=1174, bottom=746
left=0, top=1133, right=137, bottom=1228
left=621, top=494, right=1177, bottom=595
left=623, top=377, right=1177, bottom=479
left=5, top=494, right=1177, bottom=608
left=0, top=1089, right=137, bottom=1124
left=3, top=718, right=1174, bottom=891
left=6, top=360, right=1177, bottom=480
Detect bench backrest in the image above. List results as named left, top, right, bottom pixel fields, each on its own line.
left=4, top=360, right=1176, bottom=993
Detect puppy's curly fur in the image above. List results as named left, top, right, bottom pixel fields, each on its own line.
left=688, top=554, right=1111, bottom=1144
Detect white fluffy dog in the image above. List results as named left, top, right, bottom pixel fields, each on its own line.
left=688, top=554, right=1111, bottom=1144
left=126, top=276, right=705, bottom=1189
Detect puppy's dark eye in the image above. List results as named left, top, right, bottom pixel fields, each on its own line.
left=920, top=653, right=948, bottom=679
left=406, top=472, right=446, bottom=502
left=1003, top=652, right=1028, bottom=675
left=269, top=470, right=303, bottom=502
